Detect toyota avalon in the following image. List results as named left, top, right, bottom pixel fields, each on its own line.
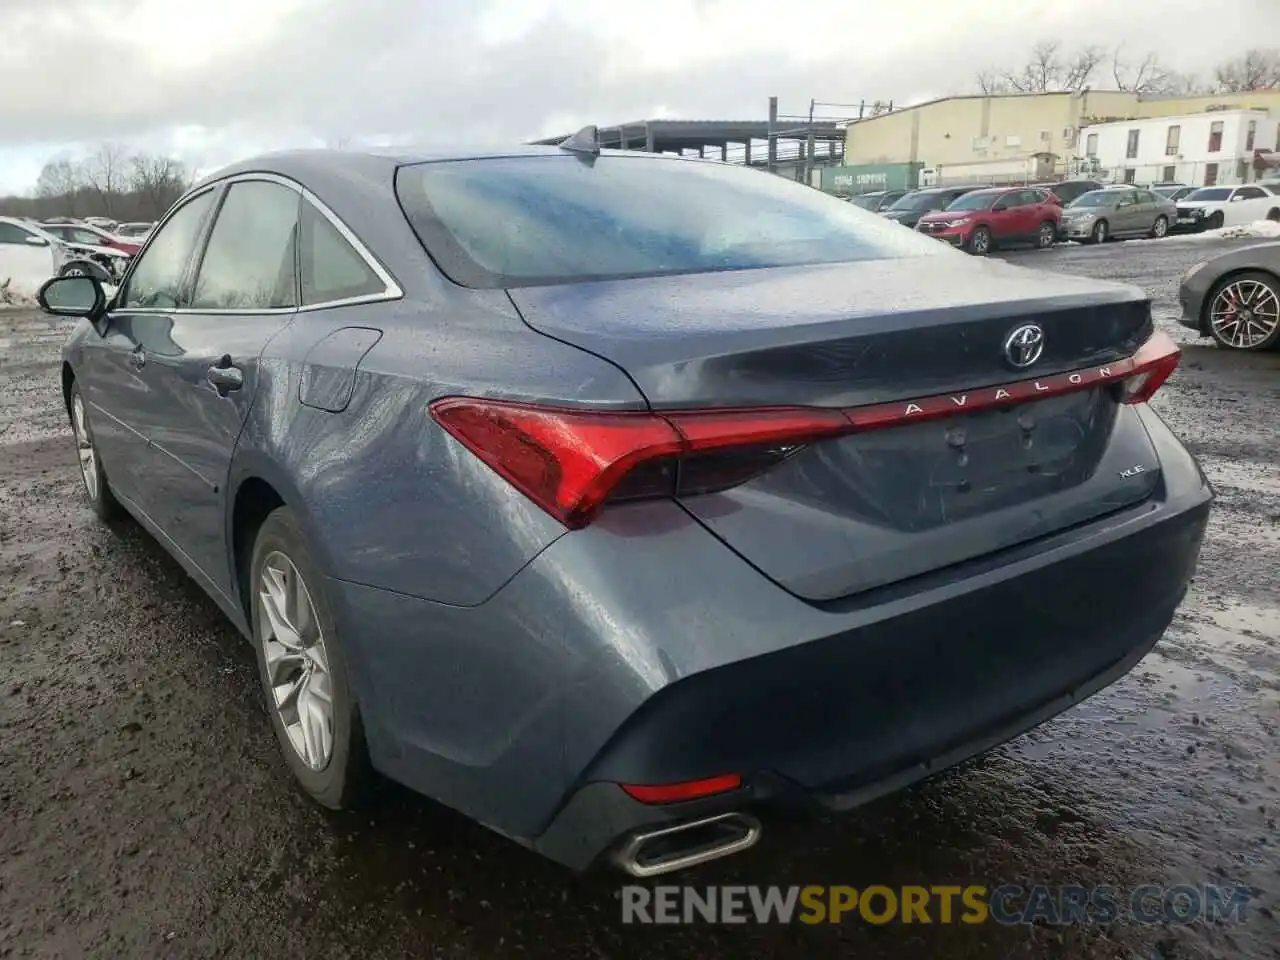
left=37, top=133, right=1211, bottom=878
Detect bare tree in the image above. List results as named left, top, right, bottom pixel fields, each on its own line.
left=129, top=153, right=189, bottom=219
left=35, top=158, right=85, bottom=215
left=976, top=41, right=1105, bottom=95
left=82, top=143, right=130, bottom=215
left=1112, top=47, right=1167, bottom=93
left=1213, top=48, right=1280, bottom=92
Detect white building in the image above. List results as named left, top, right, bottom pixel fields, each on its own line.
left=1077, top=109, right=1280, bottom=187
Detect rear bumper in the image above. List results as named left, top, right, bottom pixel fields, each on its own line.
left=336, top=407, right=1211, bottom=872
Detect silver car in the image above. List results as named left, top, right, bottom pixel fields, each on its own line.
left=1058, top=187, right=1177, bottom=244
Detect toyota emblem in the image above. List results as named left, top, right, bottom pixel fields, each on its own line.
left=1003, top=323, right=1045, bottom=368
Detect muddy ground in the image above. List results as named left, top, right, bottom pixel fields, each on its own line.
left=1, top=239, right=1278, bottom=960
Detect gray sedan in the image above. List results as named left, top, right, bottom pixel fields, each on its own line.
left=1179, top=241, right=1280, bottom=350
left=33, top=143, right=1209, bottom=878
left=1058, top=187, right=1176, bottom=244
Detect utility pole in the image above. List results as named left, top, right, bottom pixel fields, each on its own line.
left=805, top=98, right=816, bottom=187
left=767, top=96, right=778, bottom=175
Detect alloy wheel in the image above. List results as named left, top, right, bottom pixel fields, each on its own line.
left=1038, top=223, right=1055, bottom=248
left=1210, top=278, right=1280, bottom=350
left=1152, top=217, right=1168, bottom=238
left=258, top=551, right=334, bottom=771
left=1092, top=220, right=1108, bottom=243
left=71, top=394, right=98, bottom=501
left=63, top=266, right=87, bottom=278
left=970, top=228, right=990, bottom=255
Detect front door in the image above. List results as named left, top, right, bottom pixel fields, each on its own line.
left=87, top=189, right=219, bottom=508
left=141, top=177, right=301, bottom=595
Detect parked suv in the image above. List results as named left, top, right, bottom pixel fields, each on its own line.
left=879, top=185, right=992, bottom=229
left=915, top=187, right=1060, bottom=254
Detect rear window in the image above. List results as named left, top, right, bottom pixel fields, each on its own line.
left=395, top=155, right=945, bottom=288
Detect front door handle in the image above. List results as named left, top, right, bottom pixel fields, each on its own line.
left=206, top=356, right=244, bottom=395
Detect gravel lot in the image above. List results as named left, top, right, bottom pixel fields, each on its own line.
left=2, top=239, right=1278, bottom=960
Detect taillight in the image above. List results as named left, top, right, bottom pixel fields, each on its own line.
left=430, top=331, right=1181, bottom=528
left=429, top=397, right=847, bottom=529
left=1116, top=329, right=1181, bottom=404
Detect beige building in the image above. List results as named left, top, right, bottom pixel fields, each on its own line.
left=844, top=89, right=1280, bottom=184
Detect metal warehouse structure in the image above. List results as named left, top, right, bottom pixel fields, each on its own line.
left=533, top=100, right=866, bottom=183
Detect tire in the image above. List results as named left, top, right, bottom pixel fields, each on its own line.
left=1266, top=208, right=1280, bottom=222
left=1204, top=271, right=1280, bottom=351
left=67, top=381, right=123, bottom=522
left=60, top=260, right=111, bottom=283
left=250, top=507, right=372, bottom=809
left=1036, top=221, right=1057, bottom=249
left=1150, top=216, right=1169, bottom=239
left=1088, top=219, right=1109, bottom=244
left=968, top=226, right=992, bottom=255
left=1204, top=212, right=1225, bottom=232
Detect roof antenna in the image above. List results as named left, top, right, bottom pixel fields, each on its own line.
left=559, top=125, right=600, bottom=157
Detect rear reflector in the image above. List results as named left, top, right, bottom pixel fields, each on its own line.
left=621, top=774, right=743, bottom=804
left=430, top=331, right=1180, bottom=528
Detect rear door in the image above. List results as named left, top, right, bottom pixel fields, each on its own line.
left=141, top=177, right=301, bottom=593
left=1229, top=185, right=1272, bottom=224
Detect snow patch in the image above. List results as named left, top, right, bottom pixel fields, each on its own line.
left=1129, top=219, right=1280, bottom=246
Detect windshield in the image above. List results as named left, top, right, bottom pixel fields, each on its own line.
left=888, top=191, right=947, bottom=212
left=1187, top=188, right=1232, bottom=202
left=396, top=156, right=947, bottom=288
left=944, top=192, right=999, bottom=212
left=1069, top=192, right=1115, bottom=208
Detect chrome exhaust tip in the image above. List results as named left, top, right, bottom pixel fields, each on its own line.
left=613, top=812, right=762, bottom=878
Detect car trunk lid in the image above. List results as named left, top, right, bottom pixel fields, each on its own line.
left=508, top=256, right=1162, bottom=601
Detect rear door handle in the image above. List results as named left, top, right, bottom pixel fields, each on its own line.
left=206, top=357, right=244, bottom=395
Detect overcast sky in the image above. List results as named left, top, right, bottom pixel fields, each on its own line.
left=1, top=0, right=1275, bottom=194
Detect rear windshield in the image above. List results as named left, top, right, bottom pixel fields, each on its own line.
left=849, top=194, right=882, bottom=210
left=888, top=191, right=948, bottom=212
left=395, top=156, right=944, bottom=288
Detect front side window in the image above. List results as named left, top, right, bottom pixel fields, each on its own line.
left=1236, top=186, right=1266, bottom=199
left=190, top=180, right=299, bottom=310
left=0, top=223, right=37, bottom=244
left=396, top=155, right=945, bottom=288
left=121, top=189, right=217, bottom=309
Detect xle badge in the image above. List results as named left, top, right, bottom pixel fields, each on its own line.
left=1119, top=465, right=1148, bottom=479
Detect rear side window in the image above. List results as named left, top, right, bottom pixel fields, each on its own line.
left=299, top=203, right=387, bottom=306
left=191, top=180, right=300, bottom=310
left=395, top=155, right=944, bottom=288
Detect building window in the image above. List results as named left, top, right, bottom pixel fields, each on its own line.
left=1276, top=124, right=1280, bottom=152
left=1208, top=121, right=1224, bottom=152
left=1123, top=168, right=1136, bottom=184
left=1126, top=129, right=1140, bottom=159
left=1165, top=125, right=1180, bottom=156
left=1163, top=165, right=1177, bottom=182
left=1237, top=159, right=1249, bottom=182
left=1204, top=162, right=1219, bottom=186
left=1245, top=120, right=1257, bottom=151
left=1086, top=133, right=1098, bottom=157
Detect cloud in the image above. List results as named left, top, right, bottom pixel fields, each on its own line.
left=1, top=0, right=1276, bottom=191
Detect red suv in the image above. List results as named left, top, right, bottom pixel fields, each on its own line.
left=914, top=187, right=1061, bottom=254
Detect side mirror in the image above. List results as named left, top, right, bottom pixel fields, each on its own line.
left=37, top=275, right=107, bottom=322
left=1229, top=195, right=1244, bottom=203
left=24, top=235, right=49, bottom=247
